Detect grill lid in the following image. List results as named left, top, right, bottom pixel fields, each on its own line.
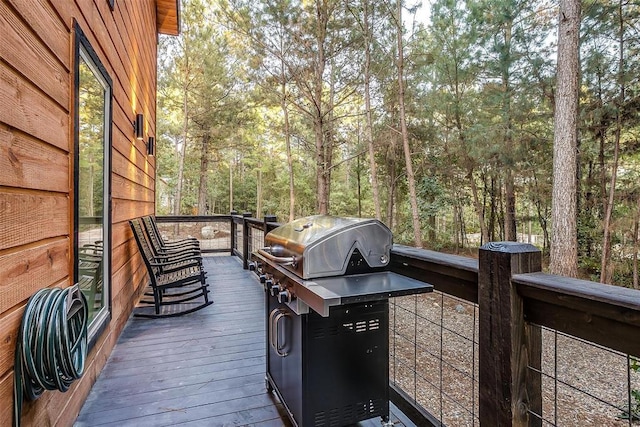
left=262, top=215, right=392, bottom=279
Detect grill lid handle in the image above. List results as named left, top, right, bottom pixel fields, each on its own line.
left=258, top=248, right=298, bottom=267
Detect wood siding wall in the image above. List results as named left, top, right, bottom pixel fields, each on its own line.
left=0, top=0, right=159, bottom=425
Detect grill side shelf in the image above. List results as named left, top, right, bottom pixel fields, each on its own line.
left=307, top=272, right=433, bottom=308
left=255, top=250, right=433, bottom=317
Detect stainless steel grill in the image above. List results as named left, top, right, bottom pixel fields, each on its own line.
left=259, top=215, right=393, bottom=279
left=251, top=215, right=432, bottom=427
left=256, top=215, right=429, bottom=317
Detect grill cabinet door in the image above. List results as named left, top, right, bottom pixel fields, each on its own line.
left=303, top=301, right=389, bottom=425
left=265, top=286, right=390, bottom=426
left=266, top=291, right=304, bottom=424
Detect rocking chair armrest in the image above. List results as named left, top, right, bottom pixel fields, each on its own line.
left=156, top=247, right=201, bottom=257
left=147, top=254, right=202, bottom=267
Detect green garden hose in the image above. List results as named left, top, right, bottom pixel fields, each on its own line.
left=13, top=285, right=88, bottom=427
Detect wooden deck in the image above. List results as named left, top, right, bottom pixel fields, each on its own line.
left=75, top=256, right=416, bottom=427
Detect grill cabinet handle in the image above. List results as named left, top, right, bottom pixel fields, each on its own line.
left=268, top=309, right=289, bottom=357
left=258, top=248, right=297, bottom=267
left=268, top=309, right=278, bottom=352
left=274, top=312, right=288, bottom=357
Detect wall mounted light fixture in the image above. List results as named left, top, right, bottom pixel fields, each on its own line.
left=133, top=113, right=144, bottom=140
left=147, top=137, right=155, bottom=156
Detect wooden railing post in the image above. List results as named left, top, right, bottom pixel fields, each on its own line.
left=230, top=211, right=238, bottom=256
left=264, top=215, right=277, bottom=234
left=242, top=212, right=251, bottom=269
left=479, top=242, right=542, bottom=427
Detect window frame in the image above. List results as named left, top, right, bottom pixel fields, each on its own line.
left=73, top=22, right=113, bottom=346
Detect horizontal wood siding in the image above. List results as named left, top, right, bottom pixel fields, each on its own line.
left=0, top=0, right=161, bottom=425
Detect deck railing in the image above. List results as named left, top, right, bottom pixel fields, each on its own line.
left=155, top=214, right=640, bottom=426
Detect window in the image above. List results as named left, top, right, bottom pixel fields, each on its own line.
left=74, top=24, right=112, bottom=341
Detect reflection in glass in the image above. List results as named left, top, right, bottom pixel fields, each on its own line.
left=78, top=54, right=107, bottom=323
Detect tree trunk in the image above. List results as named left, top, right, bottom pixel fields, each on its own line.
left=597, top=73, right=607, bottom=228
left=357, top=154, right=362, bottom=217
left=363, top=0, right=382, bottom=220
left=532, top=170, right=550, bottom=255
left=285, top=110, right=295, bottom=221
left=583, top=160, right=595, bottom=258
left=87, top=163, right=94, bottom=217
left=497, top=178, right=505, bottom=240
left=600, top=0, right=624, bottom=284
left=501, top=20, right=517, bottom=242
left=256, top=169, right=262, bottom=217
left=229, top=160, right=233, bottom=212
left=280, top=52, right=295, bottom=221
left=197, top=131, right=210, bottom=214
left=597, top=69, right=606, bottom=223
left=481, top=171, right=489, bottom=245
left=550, top=0, right=580, bottom=277
left=325, top=58, right=336, bottom=212
left=468, top=165, right=489, bottom=244
left=633, top=194, right=640, bottom=289
left=428, top=205, right=436, bottom=243
left=505, top=168, right=517, bottom=241
left=315, top=121, right=329, bottom=214
left=490, top=173, right=497, bottom=241
left=386, top=130, right=397, bottom=229
left=453, top=202, right=460, bottom=251
left=175, top=85, right=188, bottom=216
left=459, top=200, right=466, bottom=249
left=314, top=0, right=329, bottom=215
left=396, top=0, right=422, bottom=247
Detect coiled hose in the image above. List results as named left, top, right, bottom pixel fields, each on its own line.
left=13, top=285, right=88, bottom=427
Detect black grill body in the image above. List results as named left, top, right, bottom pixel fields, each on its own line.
left=255, top=215, right=432, bottom=427
left=266, top=291, right=389, bottom=426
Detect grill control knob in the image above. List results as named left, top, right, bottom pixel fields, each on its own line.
left=248, top=261, right=257, bottom=271
left=259, top=275, right=267, bottom=284
left=270, top=284, right=280, bottom=296
left=278, top=290, right=291, bottom=304
left=265, top=278, right=273, bottom=287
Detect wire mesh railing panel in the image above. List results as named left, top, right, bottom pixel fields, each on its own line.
left=529, top=326, right=640, bottom=426
left=390, top=291, right=640, bottom=427
left=248, top=226, right=264, bottom=255
left=390, top=291, right=480, bottom=427
left=234, top=221, right=243, bottom=253
left=155, top=220, right=231, bottom=252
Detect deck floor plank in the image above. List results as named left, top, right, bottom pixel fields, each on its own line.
left=75, top=256, right=414, bottom=427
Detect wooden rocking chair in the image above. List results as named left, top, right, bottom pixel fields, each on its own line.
left=129, top=218, right=212, bottom=318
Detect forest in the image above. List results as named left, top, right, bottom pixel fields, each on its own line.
left=155, top=0, right=640, bottom=287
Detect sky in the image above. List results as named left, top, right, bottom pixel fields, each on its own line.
left=405, top=0, right=431, bottom=27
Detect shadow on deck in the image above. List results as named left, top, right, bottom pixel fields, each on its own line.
left=75, top=256, right=415, bottom=427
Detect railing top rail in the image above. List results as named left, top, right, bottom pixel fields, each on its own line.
left=514, top=271, right=640, bottom=311
left=155, top=215, right=232, bottom=222
left=245, top=217, right=265, bottom=227
left=514, top=271, right=640, bottom=357
left=391, top=244, right=479, bottom=273
left=390, top=244, right=479, bottom=303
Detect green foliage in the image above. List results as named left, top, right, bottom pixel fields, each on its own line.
left=155, top=0, right=640, bottom=287
left=417, top=176, right=447, bottom=217
left=78, top=59, right=106, bottom=218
